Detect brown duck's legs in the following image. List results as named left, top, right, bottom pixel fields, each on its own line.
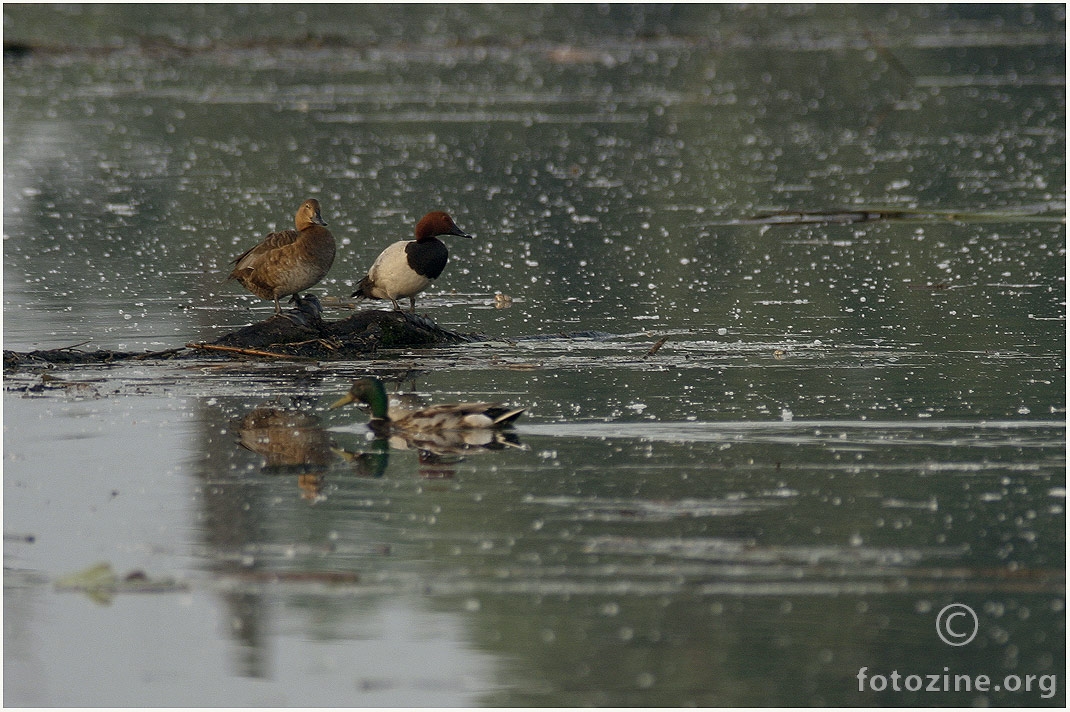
left=408, top=297, right=417, bottom=312
left=273, top=296, right=282, bottom=314
left=389, top=298, right=402, bottom=311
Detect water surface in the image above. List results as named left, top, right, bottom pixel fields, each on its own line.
left=4, top=5, right=1065, bottom=706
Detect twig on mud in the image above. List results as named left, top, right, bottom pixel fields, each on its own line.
left=185, top=342, right=314, bottom=360
left=287, top=338, right=340, bottom=350
left=57, top=340, right=93, bottom=351
left=131, top=347, right=187, bottom=360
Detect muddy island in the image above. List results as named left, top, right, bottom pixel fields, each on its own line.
left=4, top=297, right=484, bottom=369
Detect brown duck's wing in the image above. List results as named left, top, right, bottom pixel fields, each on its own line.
left=230, top=229, right=301, bottom=270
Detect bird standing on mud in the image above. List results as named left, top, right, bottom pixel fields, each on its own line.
left=351, top=211, right=472, bottom=312
left=228, top=198, right=336, bottom=314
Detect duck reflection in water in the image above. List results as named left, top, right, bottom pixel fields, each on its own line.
left=233, top=405, right=388, bottom=500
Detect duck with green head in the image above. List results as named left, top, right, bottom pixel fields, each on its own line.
left=329, top=377, right=526, bottom=432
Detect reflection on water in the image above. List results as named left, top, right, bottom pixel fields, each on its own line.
left=4, top=3, right=1065, bottom=707
left=235, top=408, right=334, bottom=471
left=173, top=393, right=1063, bottom=704
left=232, top=395, right=527, bottom=496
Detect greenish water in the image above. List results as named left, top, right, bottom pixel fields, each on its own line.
left=3, top=5, right=1065, bottom=706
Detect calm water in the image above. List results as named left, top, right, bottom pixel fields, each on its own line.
left=4, top=5, right=1065, bottom=706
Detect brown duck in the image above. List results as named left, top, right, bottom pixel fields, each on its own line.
left=228, top=198, right=336, bottom=314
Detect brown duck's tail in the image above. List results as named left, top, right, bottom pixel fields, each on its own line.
left=223, top=266, right=247, bottom=285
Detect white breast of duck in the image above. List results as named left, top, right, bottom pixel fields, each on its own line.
left=353, top=211, right=471, bottom=309
left=365, top=238, right=448, bottom=301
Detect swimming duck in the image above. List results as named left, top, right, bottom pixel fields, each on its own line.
left=329, top=377, right=525, bottom=432
left=351, top=211, right=472, bottom=312
left=228, top=198, right=336, bottom=315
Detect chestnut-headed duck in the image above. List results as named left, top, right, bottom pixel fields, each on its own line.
left=351, top=211, right=472, bottom=312
left=228, top=198, right=336, bottom=314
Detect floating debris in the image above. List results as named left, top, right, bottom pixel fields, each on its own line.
left=644, top=335, right=670, bottom=359
left=4, top=345, right=185, bottom=369
left=55, top=563, right=188, bottom=605
left=741, top=204, right=1065, bottom=226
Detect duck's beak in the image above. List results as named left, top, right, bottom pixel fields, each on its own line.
left=329, top=392, right=357, bottom=409
left=449, top=226, right=473, bottom=239
left=313, top=210, right=328, bottom=227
